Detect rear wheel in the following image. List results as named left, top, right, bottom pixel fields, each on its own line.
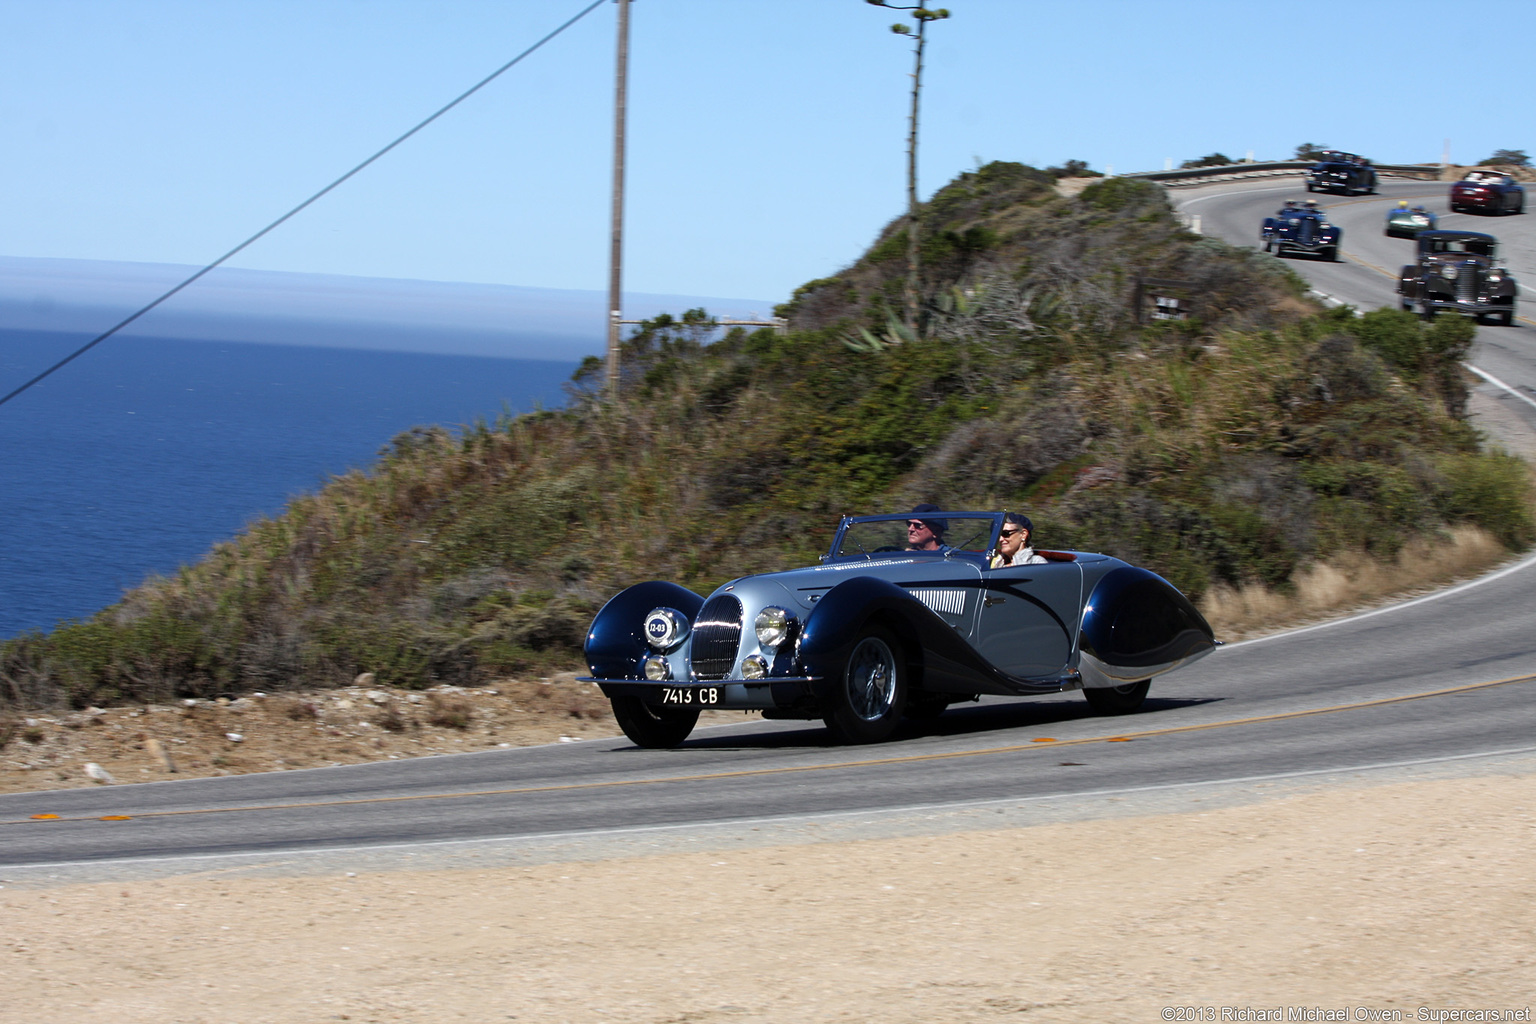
left=824, top=625, right=907, bottom=744
left=1083, top=680, right=1150, bottom=715
left=611, top=696, right=700, bottom=748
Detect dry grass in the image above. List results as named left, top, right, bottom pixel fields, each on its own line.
left=1200, top=524, right=1511, bottom=640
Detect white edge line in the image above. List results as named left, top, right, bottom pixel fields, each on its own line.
left=1223, top=547, right=1536, bottom=650
left=1466, top=363, right=1536, bottom=413
left=1177, top=182, right=1307, bottom=208
left=6, top=744, right=1536, bottom=876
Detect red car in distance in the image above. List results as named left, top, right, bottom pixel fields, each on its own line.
left=1450, top=170, right=1525, bottom=215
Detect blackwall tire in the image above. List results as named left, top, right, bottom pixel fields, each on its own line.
left=611, top=695, right=700, bottom=748
left=1082, top=680, right=1150, bottom=715
left=824, top=625, right=907, bottom=744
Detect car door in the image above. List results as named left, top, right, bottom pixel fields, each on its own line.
left=973, top=561, right=1083, bottom=679
left=886, top=557, right=985, bottom=636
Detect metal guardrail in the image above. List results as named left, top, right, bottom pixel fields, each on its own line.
left=1121, top=161, right=1444, bottom=186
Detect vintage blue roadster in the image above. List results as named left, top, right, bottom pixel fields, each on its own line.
left=580, top=511, right=1217, bottom=747
left=1262, top=202, right=1341, bottom=261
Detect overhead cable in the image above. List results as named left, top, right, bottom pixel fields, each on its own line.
left=0, top=0, right=609, bottom=409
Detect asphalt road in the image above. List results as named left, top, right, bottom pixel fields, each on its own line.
left=5, top=174, right=1536, bottom=875
left=1177, top=174, right=1536, bottom=433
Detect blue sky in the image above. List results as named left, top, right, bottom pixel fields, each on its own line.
left=1, top=0, right=1530, bottom=305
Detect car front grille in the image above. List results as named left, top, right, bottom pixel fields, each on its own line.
left=689, top=594, right=743, bottom=680
left=1459, top=266, right=1478, bottom=302
left=1298, top=220, right=1315, bottom=245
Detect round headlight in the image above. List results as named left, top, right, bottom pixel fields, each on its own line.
left=1489, top=269, right=1506, bottom=283
left=740, top=655, right=768, bottom=680
left=643, top=607, right=689, bottom=650
left=754, top=606, right=793, bottom=650
left=643, top=654, right=672, bottom=681
left=1440, top=264, right=1459, bottom=282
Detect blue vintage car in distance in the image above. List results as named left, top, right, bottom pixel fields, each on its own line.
left=580, top=511, right=1217, bottom=747
left=1263, top=201, right=1341, bottom=261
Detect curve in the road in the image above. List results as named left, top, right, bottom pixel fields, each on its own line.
left=5, top=176, right=1536, bottom=874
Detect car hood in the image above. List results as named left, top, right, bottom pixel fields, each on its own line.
left=718, top=556, right=981, bottom=616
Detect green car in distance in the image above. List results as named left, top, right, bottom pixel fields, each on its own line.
left=1386, top=204, right=1438, bottom=239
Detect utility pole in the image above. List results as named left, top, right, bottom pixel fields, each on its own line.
left=866, top=0, right=949, bottom=333
left=606, top=0, right=631, bottom=397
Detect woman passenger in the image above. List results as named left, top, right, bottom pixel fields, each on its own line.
left=991, top=512, right=1046, bottom=568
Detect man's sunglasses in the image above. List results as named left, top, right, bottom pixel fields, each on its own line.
left=906, top=521, right=929, bottom=530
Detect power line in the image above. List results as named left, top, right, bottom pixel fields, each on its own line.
left=0, top=0, right=609, bottom=411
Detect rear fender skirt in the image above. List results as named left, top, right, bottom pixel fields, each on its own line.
left=1078, top=567, right=1215, bottom=687
left=583, top=581, right=705, bottom=680
left=798, top=575, right=1064, bottom=698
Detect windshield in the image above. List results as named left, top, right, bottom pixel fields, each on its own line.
left=830, top=514, right=998, bottom=560
left=1427, top=236, right=1495, bottom=257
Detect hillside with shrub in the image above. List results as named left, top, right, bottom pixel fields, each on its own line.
left=3, top=162, right=1530, bottom=712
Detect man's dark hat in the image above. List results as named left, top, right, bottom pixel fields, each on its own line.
left=910, top=503, right=947, bottom=535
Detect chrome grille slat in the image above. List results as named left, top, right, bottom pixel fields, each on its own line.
left=1459, top=264, right=1478, bottom=302
left=690, top=594, right=743, bottom=680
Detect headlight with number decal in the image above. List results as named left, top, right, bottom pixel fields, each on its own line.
left=643, top=607, right=689, bottom=650
left=1440, top=264, right=1459, bottom=282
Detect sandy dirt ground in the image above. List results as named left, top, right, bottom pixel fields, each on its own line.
left=0, top=674, right=644, bottom=796
left=1, top=771, right=1533, bottom=1023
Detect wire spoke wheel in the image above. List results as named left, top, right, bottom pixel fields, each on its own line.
left=824, top=625, right=906, bottom=743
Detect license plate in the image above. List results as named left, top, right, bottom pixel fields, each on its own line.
left=658, top=686, right=721, bottom=706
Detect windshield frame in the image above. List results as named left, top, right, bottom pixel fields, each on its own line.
left=824, top=511, right=1003, bottom=564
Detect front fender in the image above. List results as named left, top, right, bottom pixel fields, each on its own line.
left=584, top=581, right=705, bottom=680
left=798, top=575, right=1047, bottom=698
left=1079, top=567, right=1215, bottom=686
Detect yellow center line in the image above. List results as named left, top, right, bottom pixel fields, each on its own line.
left=7, top=672, right=1535, bottom=827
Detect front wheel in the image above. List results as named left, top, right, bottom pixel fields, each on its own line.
left=611, top=695, right=699, bottom=748
left=824, top=625, right=907, bottom=743
left=1321, top=246, right=1338, bottom=262
left=1083, top=680, right=1149, bottom=715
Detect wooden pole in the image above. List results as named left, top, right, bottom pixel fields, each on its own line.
left=904, top=1, right=925, bottom=333
left=606, top=0, right=631, bottom=397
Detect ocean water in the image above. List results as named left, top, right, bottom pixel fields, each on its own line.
left=0, top=328, right=578, bottom=639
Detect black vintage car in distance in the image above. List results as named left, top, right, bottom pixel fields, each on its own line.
left=1306, top=151, right=1377, bottom=196
left=1397, top=230, right=1518, bottom=325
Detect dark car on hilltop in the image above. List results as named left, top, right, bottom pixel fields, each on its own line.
left=1307, top=151, right=1377, bottom=195
left=1397, top=230, right=1518, bottom=325
left=1449, top=170, right=1525, bottom=215
left=1262, top=201, right=1341, bottom=261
